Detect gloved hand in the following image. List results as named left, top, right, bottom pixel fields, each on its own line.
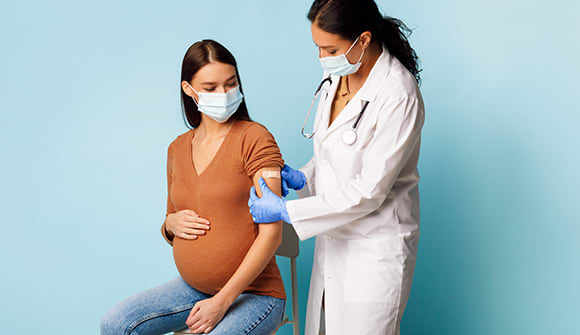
left=249, top=177, right=291, bottom=224
left=281, top=164, right=307, bottom=197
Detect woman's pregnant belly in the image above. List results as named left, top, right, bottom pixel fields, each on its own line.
left=172, top=222, right=256, bottom=295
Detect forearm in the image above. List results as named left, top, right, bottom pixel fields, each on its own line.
left=214, top=223, right=283, bottom=305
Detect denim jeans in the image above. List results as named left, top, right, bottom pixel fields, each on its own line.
left=101, top=276, right=286, bottom=335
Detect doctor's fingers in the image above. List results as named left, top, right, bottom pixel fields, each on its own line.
left=282, top=164, right=295, bottom=173
left=258, top=177, right=274, bottom=195
left=281, top=170, right=300, bottom=191
left=281, top=179, right=289, bottom=197
left=249, top=205, right=261, bottom=223
left=248, top=186, right=259, bottom=205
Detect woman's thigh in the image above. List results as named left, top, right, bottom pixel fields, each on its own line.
left=207, top=293, right=286, bottom=335
left=100, top=276, right=210, bottom=335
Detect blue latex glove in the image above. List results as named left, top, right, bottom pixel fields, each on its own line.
left=281, top=164, right=307, bottom=197
left=249, top=177, right=291, bottom=223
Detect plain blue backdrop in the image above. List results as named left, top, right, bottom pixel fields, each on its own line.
left=1, top=1, right=579, bottom=334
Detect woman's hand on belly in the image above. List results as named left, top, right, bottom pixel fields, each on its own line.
left=165, top=209, right=210, bottom=240
left=185, top=295, right=230, bottom=334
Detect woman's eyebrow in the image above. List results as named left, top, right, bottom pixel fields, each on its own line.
left=200, top=75, right=236, bottom=86
left=314, top=42, right=335, bottom=49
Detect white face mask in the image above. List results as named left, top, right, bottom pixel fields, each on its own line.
left=187, top=83, right=244, bottom=123
left=319, top=35, right=365, bottom=76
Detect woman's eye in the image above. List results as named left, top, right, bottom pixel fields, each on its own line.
left=203, top=87, right=216, bottom=92
left=227, top=82, right=237, bottom=87
left=329, top=50, right=337, bottom=55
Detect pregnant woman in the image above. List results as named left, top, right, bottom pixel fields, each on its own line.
left=100, top=40, right=286, bottom=335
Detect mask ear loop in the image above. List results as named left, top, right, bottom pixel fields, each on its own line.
left=185, top=82, right=200, bottom=107
left=344, top=35, right=361, bottom=56
left=345, top=35, right=366, bottom=65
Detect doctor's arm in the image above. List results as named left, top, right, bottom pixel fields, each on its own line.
left=287, top=95, right=425, bottom=240
left=281, top=160, right=314, bottom=198
left=296, top=157, right=316, bottom=198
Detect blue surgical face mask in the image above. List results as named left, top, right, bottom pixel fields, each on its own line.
left=319, top=35, right=365, bottom=76
left=187, top=83, right=244, bottom=123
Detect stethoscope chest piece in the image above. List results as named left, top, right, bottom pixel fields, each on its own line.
left=341, top=100, right=370, bottom=145
left=342, top=128, right=357, bottom=145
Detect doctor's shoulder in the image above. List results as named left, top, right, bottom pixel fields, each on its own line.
left=382, top=55, right=422, bottom=101
left=375, top=59, right=425, bottom=125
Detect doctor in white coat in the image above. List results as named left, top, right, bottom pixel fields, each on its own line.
left=249, top=1, right=425, bottom=334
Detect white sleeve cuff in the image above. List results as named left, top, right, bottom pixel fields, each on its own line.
left=286, top=199, right=312, bottom=241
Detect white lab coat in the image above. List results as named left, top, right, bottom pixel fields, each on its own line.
left=286, top=47, right=425, bottom=335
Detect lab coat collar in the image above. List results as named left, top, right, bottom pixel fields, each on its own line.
left=317, top=72, right=341, bottom=138
left=358, top=46, right=391, bottom=102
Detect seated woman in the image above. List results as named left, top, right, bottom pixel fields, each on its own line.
left=101, top=40, right=286, bottom=335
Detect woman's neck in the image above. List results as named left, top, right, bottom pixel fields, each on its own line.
left=196, top=115, right=235, bottom=139
left=346, top=41, right=382, bottom=88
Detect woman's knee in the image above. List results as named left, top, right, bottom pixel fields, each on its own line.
left=212, top=295, right=285, bottom=335
left=100, top=304, right=133, bottom=335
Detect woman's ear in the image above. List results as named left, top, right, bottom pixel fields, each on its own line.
left=181, top=81, right=196, bottom=99
left=361, top=31, right=373, bottom=49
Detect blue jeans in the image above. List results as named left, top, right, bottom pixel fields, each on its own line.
left=101, top=276, right=286, bottom=335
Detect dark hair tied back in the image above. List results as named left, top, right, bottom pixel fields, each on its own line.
left=308, top=0, right=421, bottom=83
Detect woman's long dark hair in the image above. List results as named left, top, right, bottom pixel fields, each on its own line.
left=180, top=40, right=251, bottom=128
left=307, top=0, right=421, bottom=83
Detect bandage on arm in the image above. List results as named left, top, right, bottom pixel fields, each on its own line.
left=253, top=167, right=282, bottom=198
left=262, top=170, right=281, bottom=179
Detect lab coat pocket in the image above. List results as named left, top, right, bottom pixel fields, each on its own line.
left=344, top=236, right=403, bottom=305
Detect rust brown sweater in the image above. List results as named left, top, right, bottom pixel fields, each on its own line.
left=161, top=120, right=286, bottom=299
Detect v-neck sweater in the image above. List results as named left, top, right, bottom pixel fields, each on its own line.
left=161, top=120, right=286, bottom=299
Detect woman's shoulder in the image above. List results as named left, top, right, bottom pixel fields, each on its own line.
left=235, top=121, right=281, bottom=153
left=235, top=121, right=284, bottom=172
left=168, top=128, right=194, bottom=151
left=236, top=120, right=275, bottom=138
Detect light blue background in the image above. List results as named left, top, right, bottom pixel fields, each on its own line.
left=1, top=1, right=579, bottom=334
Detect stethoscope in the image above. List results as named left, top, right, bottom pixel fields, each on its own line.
left=301, top=75, right=370, bottom=145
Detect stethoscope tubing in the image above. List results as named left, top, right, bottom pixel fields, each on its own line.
left=302, top=75, right=370, bottom=144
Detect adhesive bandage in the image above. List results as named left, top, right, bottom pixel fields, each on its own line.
left=262, top=171, right=281, bottom=179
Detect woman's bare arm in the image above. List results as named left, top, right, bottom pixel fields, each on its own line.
left=214, top=166, right=283, bottom=305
